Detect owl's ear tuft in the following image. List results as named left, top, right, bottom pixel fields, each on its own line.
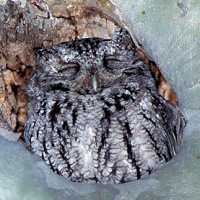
left=111, top=28, right=133, bottom=48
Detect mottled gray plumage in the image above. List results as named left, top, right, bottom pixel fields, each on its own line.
left=24, top=28, right=185, bottom=184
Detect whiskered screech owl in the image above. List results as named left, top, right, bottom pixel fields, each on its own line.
left=24, top=28, right=185, bottom=184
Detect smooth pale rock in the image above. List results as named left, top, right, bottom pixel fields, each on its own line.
left=0, top=0, right=200, bottom=200
left=0, top=128, right=20, bottom=142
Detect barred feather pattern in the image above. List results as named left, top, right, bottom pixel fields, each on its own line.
left=24, top=28, right=185, bottom=184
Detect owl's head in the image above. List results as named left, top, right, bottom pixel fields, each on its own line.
left=30, top=28, right=145, bottom=96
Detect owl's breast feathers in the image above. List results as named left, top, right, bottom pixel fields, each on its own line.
left=25, top=81, right=185, bottom=184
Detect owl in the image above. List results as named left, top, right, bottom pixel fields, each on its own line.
left=24, top=28, right=185, bottom=184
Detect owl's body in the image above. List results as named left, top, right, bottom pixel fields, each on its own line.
left=24, top=29, right=185, bottom=184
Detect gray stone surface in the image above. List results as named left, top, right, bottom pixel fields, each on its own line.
left=0, top=0, right=199, bottom=199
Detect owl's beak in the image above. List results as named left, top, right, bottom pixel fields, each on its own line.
left=92, top=76, right=97, bottom=92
